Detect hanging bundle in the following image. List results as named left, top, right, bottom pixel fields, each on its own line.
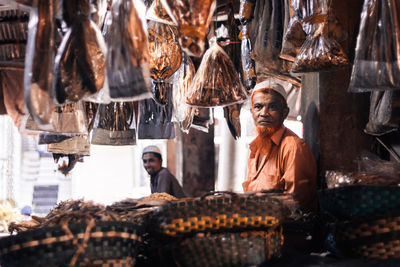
left=23, top=101, right=88, bottom=134
left=348, top=0, right=400, bottom=92
left=291, top=0, right=349, bottom=73
left=106, top=0, right=151, bottom=100
left=240, top=25, right=256, bottom=93
left=24, top=0, right=57, bottom=126
left=148, top=20, right=182, bottom=105
left=186, top=41, right=247, bottom=107
left=160, top=0, right=216, bottom=57
left=280, top=0, right=307, bottom=61
left=91, top=101, right=137, bottom=146
left=53, top=0, right=106, bottom=104
left=364, top=90, right=400, bottom=136
left=138, top=90, right=175, bottom=139
left=172, top=54, right=196, bottom=133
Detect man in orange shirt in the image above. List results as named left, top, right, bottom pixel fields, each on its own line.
left=243, top=80, right=317, bottom=212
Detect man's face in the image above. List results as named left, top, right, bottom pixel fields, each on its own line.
left=251, top=91, right=288, bottom=137
left=142, top=153, right=162, bottom=175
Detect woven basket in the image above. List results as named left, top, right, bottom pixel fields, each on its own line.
left=335, top=211, right=400, bottom=259
left=168, top=228, right=283, bottom=267
left=144, top=191, right=286, bottom=266
left=0, top=221, right=144, bottom=267
left=318, top=186, right=400, bottom=220
left=150, top=191, right=286, bottom=237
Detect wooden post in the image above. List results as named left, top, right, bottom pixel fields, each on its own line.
left=181, top=121, right=215, bottom=197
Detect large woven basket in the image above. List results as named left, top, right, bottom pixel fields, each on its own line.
left=0, top=221, right=144, bottom=267
left=151, top=191, right=286, bottom=237
left=318, top=186, right=400, bottom=220
left=146, top=191, right=286, bottom=266
left=168, top=228, right=283, bottom=267
left=335, top=210, right=400, bottom=259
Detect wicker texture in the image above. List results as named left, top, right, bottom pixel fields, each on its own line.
left=0, top=221, right=143, bottom=267
left=335, top=211, right=400, bottom=259
left=318, top=186, right=400, bottom=220
left=151, top=192, right=285, bottom=237
left=170, top=228, right=283, bottom=267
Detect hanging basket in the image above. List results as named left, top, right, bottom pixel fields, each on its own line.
left=0, top=221, right=144, bottom=267
left=318, top=185, right=400, bottom=220
left=335, top=210, right=400, bottom=259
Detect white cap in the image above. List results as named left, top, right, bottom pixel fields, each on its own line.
left=252, top=80, right=287, bottom=100
left=142, top=145, right=161, bottom=156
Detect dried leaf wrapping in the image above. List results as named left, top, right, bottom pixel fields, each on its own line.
left=91, top=101, right=136, bottom=145
left=106, top=0, right=151, bottom=100
left=25, top=0, right=56, bottom=126
left=160, top=0, right=216, bottom=57
left=172, top=55, right=196, bottom=132
left=186, top=43, right=247, bottom=107
left=349, top=0, right=400, bottom=92
left=53, top=0, right=106, bottom=104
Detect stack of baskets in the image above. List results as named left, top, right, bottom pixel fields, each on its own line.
left=318, top=185, right=400, bottom=259
left=0, top=220, right=144, bottom=266
left=147, top=191, right=287, bottom=267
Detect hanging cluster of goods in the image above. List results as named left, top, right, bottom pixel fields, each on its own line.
left=0, top=0, right=363, bottom=161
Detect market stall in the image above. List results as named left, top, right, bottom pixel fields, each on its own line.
left=1, top=0, right=400, bottom=266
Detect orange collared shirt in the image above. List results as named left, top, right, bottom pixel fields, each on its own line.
left=243, top=126, right=317, bottom=212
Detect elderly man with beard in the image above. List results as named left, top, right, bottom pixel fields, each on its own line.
left=242, top=80, right=317, bottom=212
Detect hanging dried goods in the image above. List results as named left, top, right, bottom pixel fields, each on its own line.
left=91, top=101, right=137, bottom=145
left=25, top=0, right=56, bottom=126
left=53, top=0, right=106, bottom=104
left=172, top=55, right=196, bottom=132
left=106, top=0, right=151, bottom=100
left=186, top=42, right=247, bottom=107
left=349, top=0, right=400, bottom=92
left=160, top=0, right=216, bottom=57
left=148, top=21, right=182, bottom=81
left=291, top=0, right=349, bottom=73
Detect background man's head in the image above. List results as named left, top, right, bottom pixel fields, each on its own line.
left=142, top=146, right=162, bottom=175
left=251, top=81, right=289, bottom=138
